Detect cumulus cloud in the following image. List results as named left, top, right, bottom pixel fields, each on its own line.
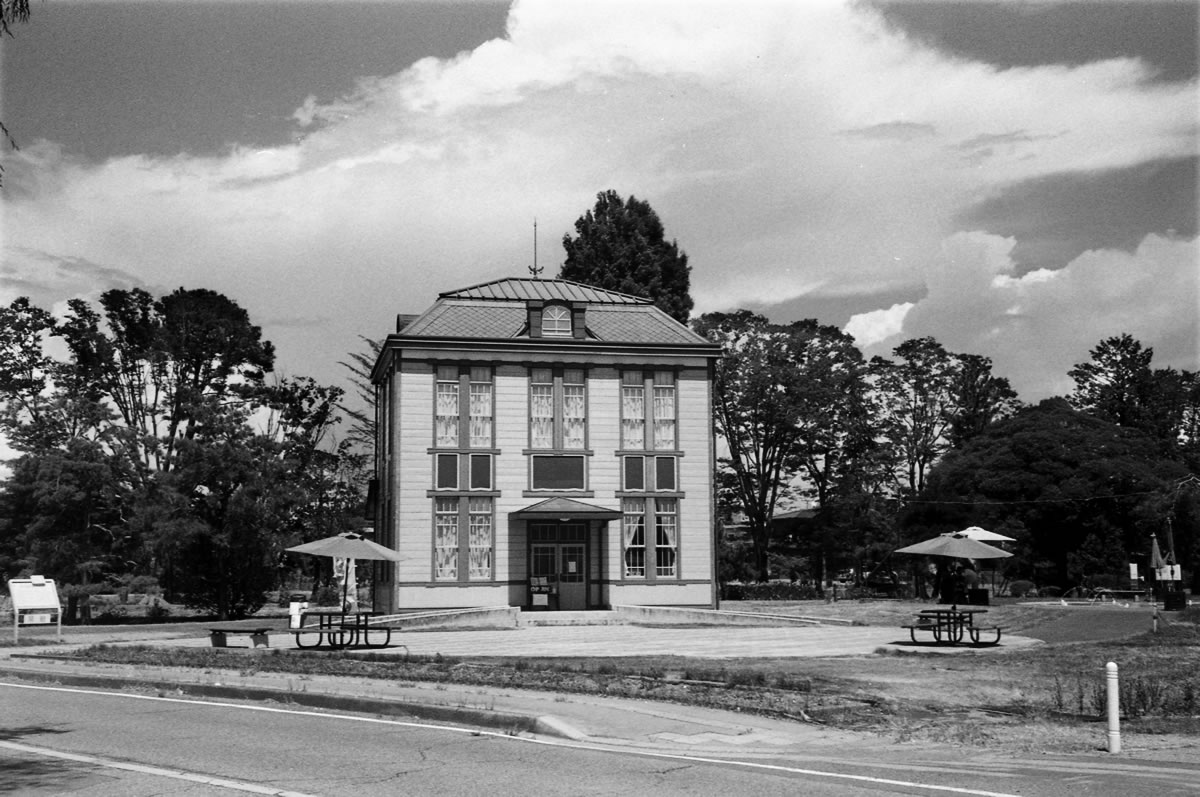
left=1, top=0, right=1194, bottom=396
left=877, top=230, right=1199, bottom=399
left=844, top=302, right=914, bottom=348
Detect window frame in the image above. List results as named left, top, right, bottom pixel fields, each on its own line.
left=620, top=495, right=681, bottom=581
left=621, top=369, right=677, bottom=452
left=433, top=363, right=494, bottom=450
left=541, top=303, right=572, bottom=337
left=530, top=454, right=587, bottom=491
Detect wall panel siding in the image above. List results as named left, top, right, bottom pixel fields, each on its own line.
left=397, top=360, right=434, bottom=584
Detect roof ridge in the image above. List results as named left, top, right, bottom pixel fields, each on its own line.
left=439, top=277, right=653, bottom=304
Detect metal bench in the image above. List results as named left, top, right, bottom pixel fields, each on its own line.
left=208, top=627, right=271, bottom=648
left=901, top=621, right=944, bottom=644
left=967, top=626, right=1004, bottom=645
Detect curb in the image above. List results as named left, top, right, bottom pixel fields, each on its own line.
left=0, top=663, right=562, bottom=739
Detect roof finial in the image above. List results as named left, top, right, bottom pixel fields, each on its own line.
left=528, top=218, right=543, bottom=278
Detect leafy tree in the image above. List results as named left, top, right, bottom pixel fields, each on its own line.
left=905, top=398, right=1190, bottom=588
left=58, top=287, right=275, bottom=479
left=694, top=312, right=802, bottom=578
left=948, top=353, right=1021, bottom=448
left=134, top=378, right=345, bottom=618
left=560, top=189, right=693, bottom=323
left=695, top=311, right=873, bottom=579
left=338, top=336, right=382, bottom=451
left=1068, top=334, right=1200, bottom=462
left=0, top=289, right=351, bottom=618
left=1068, top=333, right=1156, bottom=428
left=869, top=338, right=959, bottom=496
left=870, top=338, right=1019, bottom=496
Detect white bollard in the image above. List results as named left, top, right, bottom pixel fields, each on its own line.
left=1106, top=661, right=1121, bottom=754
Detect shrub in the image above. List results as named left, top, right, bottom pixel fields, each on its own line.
left=720, top=581, right=821, bottom=601
left=1009, top=580, right=1036, bottom=598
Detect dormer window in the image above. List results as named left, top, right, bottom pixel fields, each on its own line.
left=541, top=304, right=572, bottom=337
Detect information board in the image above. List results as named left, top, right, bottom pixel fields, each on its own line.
left=7, top=576, right=62, bottom=642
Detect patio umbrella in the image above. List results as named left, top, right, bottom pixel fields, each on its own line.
left=286, top=532, right=402, bottom=611
left=896, top=534, right=1013, bottom=560
left=1150, top=533, right=1167, bottom=570
left=946, top=526, right=1015, bottom=543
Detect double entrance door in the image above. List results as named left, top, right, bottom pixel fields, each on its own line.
left=530, top=523, right=587, bottom=611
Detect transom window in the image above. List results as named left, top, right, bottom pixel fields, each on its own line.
left=622, top=455, right=677, bottom=492
left=542, top=304, right=572, bottom=337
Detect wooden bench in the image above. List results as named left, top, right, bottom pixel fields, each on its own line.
left=967, top=626, right=1004, bottom=645
left=208, top=627, right=271, bottom=648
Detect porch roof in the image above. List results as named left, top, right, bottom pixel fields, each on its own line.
left=510, top=497, right=622, bottom=520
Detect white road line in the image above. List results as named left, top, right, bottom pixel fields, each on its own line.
left=0, top=739, right=316, bottom=796
left=3, top=681, right=1022, bottom=797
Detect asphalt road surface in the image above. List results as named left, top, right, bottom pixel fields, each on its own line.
left=3, top=680, right=1197, bottom=796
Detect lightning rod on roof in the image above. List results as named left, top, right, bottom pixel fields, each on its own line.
left=528, top=218, right=543, bottom=278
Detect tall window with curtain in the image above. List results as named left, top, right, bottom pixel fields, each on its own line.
left=562, top=368, right=586, bottom=449
left=468, top=498, right=493, bottom=579
left=621, top=371, right=645, bottom=449
left=530, top=367, right=554, bottom=449
left=622, top=498, right=646, bottom=578
left=435, top=365, right=459, bottom=447
left=434, top=498, right=459, bottom=580
left=652, top=371, right=676, bottom=449
left=468, top=366, right=493, bottom=448
left=654, top=498, right=678, bottom=577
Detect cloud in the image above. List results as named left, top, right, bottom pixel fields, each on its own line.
left=1, top=0, right=1194, bottom=398
left=877, top=230, right=1199, bottom=399
left=844, top=302, right=914, bottom=347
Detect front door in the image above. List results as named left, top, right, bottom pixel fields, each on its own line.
left=529, top=523, right=588, bottom=610
left=557, top=544, right=586, bottom=610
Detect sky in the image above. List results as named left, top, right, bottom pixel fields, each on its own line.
left=2, top=0, right=1197, bottom=425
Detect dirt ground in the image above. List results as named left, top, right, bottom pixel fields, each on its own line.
left=720, top=598, right=1200, bottom=755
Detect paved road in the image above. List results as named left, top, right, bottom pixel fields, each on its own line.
left=0, top=681, right=979, bottom=796
left=5, top=679, right=1199, bottom=796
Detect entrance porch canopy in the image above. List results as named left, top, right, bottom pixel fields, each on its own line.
left=510, top=497, right=621, bottom=521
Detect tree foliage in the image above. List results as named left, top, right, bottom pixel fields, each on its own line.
left=0, top=290, right=353, bottom=619
left=1068, top=333, right=1200, bottom=461
left=0, top=0, right=32, bottom=185
left=870, top=338, right=1018, bottom=496
left=905, top=398, right=1191, bottom=588
left=694, top=311, right=875, bottom=579
left=560, top=189, right=693, bottom=323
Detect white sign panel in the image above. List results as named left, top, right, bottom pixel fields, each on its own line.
left=7, top=576, right=63, bottom=642
left=8, top=577, right=62, bottom=611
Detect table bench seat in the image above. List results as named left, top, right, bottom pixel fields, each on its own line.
left=208, top=627, right=271, bottom=648
left=967, top=625, right=1004, bottom=645
left=902, top=622, right=949, bottom=643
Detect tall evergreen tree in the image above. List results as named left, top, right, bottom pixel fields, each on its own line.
left=560, top=189, right=693, bottom=323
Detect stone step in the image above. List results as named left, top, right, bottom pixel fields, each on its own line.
left=517, top=610, right=625, bottom=627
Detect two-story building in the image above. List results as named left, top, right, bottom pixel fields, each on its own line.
left=369, top=277, right=721, bottom=612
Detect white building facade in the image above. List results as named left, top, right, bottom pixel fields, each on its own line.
left=369, top=278, right=721, bottom=612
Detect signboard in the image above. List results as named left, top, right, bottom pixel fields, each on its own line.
left=1156, top=566, right=1181, bottom=582
left=7, top=576, right=62, bottom=642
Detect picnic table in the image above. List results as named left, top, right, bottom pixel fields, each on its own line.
left=903, top=607, right=1003, bottom=645
left=292, top=610, right=392, bottom=650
